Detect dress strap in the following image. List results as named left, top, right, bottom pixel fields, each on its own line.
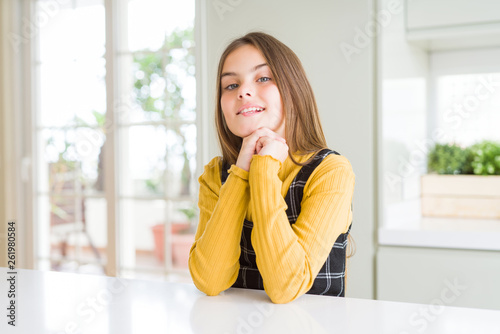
left=285, top=149, right=341, bottom=223
left=220, top=160, right=230, bottom=185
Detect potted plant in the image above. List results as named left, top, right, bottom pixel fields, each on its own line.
left=151, top=205, right=197, bottom=268
left=421, top=140, right=500, bottom=219
left=171, top=207, right=197, bottom=268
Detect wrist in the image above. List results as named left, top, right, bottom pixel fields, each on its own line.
left=230, top=164, right=250, bottom=179
left=235, top=159, right=250, bottom=172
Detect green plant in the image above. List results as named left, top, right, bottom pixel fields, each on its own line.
left=135, top=27, right=195, bottom=197
left=427, top=143, right=473, bottom=175
left=469, top=140, right=500, bottom=175
left=145, top=178, right=161, bottom=193
left=178, top=205, right=198, bottom=234
left=179, top=207, right=196, bottom=221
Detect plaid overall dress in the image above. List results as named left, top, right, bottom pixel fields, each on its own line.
left=221, top=148, right=351, bottom=297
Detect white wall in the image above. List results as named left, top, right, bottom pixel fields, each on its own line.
left=199, top=0, right=376, bottom=299
left=378, top=0, right=429, bottom=211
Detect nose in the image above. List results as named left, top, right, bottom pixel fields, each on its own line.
left=238, top=83, right=253, bottom=99
left=239, top=92, right=251, bottom=99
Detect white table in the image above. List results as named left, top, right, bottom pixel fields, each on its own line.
left=1, top=268, right=499, bottom=334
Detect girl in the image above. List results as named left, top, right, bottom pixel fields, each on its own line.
left=188, top=32, right=355, bottom=304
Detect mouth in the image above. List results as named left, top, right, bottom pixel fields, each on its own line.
left=237, top=106, right=265, bottom=116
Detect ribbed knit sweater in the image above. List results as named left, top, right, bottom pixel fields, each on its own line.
left=188, top=152, right=355, bottom=304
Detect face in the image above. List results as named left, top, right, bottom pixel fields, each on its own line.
left=220, top=45, right=285, bottom=139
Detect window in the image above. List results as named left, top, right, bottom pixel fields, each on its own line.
left=432, top=74, right=500, bottom=146
left=379, top=45, right=500, bottom=249
left=34, top=0, right=196, bottom=282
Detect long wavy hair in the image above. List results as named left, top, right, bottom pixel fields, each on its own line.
left=215, top=32, right=328, bottom=167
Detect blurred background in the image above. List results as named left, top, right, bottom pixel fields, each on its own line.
left=1, top=0, right=499, bottom=310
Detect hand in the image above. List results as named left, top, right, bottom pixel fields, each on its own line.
left=256, top=136, right=288, bottom=163
left=235, top=128, right=287, bottom=171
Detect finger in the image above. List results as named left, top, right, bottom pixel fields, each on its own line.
left=256, top=127, right=279, bottom=138
left=241, top=129, right=285, bottom=156
left=257, top=136, right=285, bottom=155
left=257, top=135, right=275, bottom=145
left=255, top=138, right=263, bottom=153
left=255, top=142, right=263, bottom=154
left=256, top=136, right=272, bottom=152
left=241, top=134, right=261, bottom=151
left=252, top=128, right=286, bottom=143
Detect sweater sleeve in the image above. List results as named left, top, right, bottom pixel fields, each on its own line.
left=188, top=157, right=249, bottom=296
left=249, top=154, right=355, bottom=304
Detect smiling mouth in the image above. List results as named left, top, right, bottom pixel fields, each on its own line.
left=237, top=107, right=265, bottom=115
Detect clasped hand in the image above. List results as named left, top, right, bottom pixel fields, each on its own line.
left=235, top=128, right=289, bottom=172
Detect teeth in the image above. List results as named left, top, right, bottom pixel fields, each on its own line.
left=240, top=107, right=264, bottom=114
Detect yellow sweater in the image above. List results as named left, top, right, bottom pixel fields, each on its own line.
left=188, top=152, right=355, bottom=304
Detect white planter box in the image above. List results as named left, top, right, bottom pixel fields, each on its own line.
left=421, top=174, right=500, bottom=219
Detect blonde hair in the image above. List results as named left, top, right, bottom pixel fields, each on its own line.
left=215, top=31, right=327, bottom=166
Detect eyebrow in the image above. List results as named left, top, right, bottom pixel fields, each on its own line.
left=220, top=63, right=269, bottom=79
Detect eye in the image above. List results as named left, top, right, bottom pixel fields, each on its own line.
left=257, top=77, right=271, bottom=83
left=224, top=83, right=238, bottom=90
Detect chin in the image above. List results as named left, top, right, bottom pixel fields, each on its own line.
left=234, top=131, right=252, bottom=139
left=230, top=126, right=256, bottom=139
left=229, top=122, right=282, bottom=139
